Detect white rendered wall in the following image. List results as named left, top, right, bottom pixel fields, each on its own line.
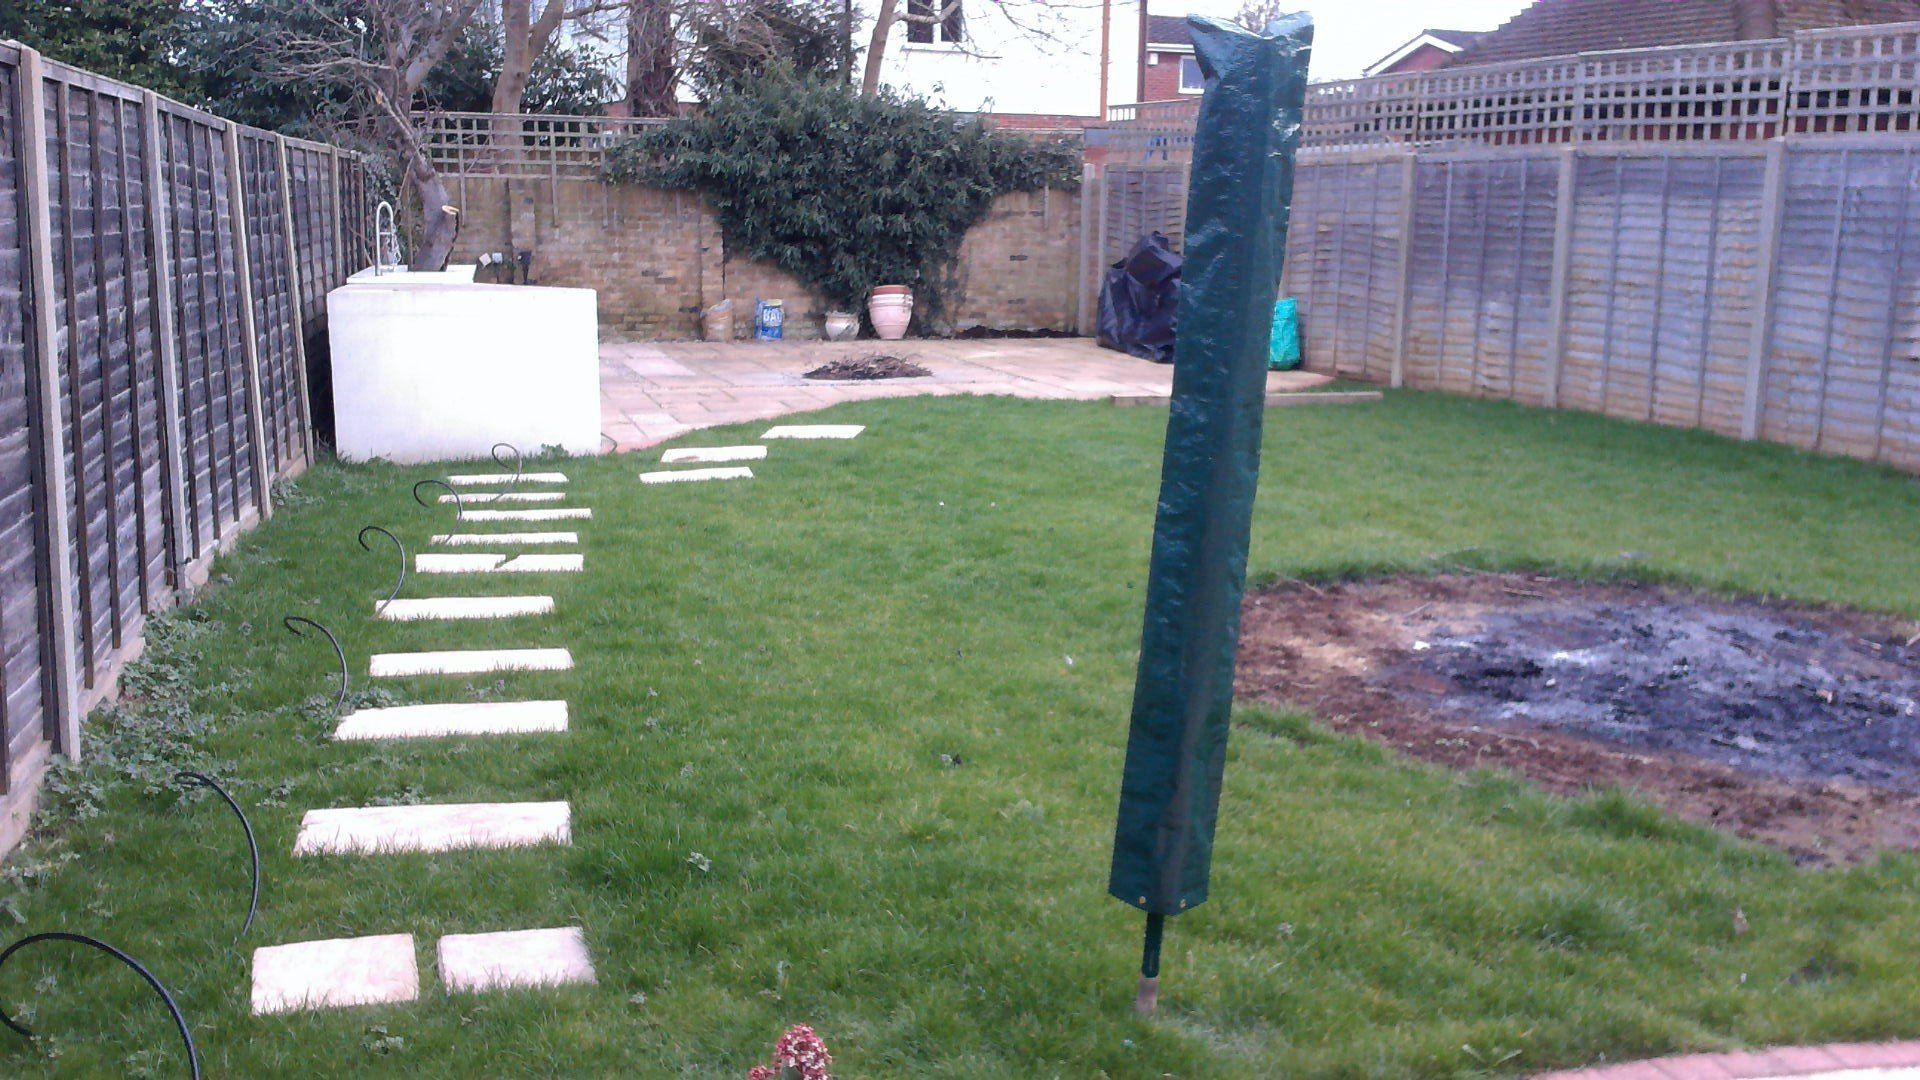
left=328, top=279, right=601, bottom=463
left=856, top=0, right=1144, bottom=118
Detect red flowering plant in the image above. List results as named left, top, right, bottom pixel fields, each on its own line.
left=746, top=1024, right=832, bottom=1080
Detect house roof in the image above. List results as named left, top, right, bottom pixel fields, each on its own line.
left=1145, top=14, right=1192, bottom=48
left=1362, top=29, right=1491, bottom=76
left=1455, top=0, right=1920, bottom=67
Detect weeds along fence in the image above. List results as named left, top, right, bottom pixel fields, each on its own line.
left=0, top=43, right=374, bottom=850
left=1092, top=20, right=1920, bottom=471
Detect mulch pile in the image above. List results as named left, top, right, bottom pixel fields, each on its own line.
left=802, top=355, right=932, bottom=381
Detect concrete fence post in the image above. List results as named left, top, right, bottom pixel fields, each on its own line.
left=1541, top=145, right=1580, bottom=409
left=1741, top=137, right=1789, bottom=441
left=1387, top=151, right=1418, bottom=388
left=16, top=47, right=83, bottom=759
left=222, top=123, right=275, bottom=517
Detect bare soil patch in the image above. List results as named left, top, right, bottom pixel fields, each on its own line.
left=1235, top=574, right=1920, bottom=864
left=802, top=354, right=931, bottom=381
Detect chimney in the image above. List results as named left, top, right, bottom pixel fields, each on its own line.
left=1733, top=0, right=1777, bottom=38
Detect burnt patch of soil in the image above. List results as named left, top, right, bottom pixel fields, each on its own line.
left=1235, top=574, right=1920, bottom=864
left=802, top=354, right=932, bottom=381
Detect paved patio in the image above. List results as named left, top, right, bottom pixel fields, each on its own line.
left=599, top=337, right=1333, bottom=450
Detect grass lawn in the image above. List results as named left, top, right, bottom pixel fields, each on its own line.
left=6, top=390, right=1920, bottom=1078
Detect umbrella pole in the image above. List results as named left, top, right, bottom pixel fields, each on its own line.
left=1135, top=912, right=1165, bottom=1015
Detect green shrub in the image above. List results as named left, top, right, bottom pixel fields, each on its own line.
left=604, top=75, right=1079, bottom=324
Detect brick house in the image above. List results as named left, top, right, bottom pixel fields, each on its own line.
left=1360, top=30, right=1489, bottom=78
left=1414, top=0, right=1919, bottom=69
left=1137, top=14, right=1201, bottom=102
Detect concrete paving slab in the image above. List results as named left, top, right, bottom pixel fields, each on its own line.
left=369, top=648, right=573, bottom=678
left=445, top=472, right=569, bottom=486
left=430, top=532, right=579, bottom=546
left=251, top=934, right=418, bottom=1015
left=334, top=700, right=568, bottom=741
left=639, top=466, right=753, bottom=484
left=460, top=508, right=592, bottom=522
left=376, top=596, right=555, bottom=621
left=437, top=926, right=595, bottom=994
left=439, top=492, right=566, bottom=504
left=660, top=445, right=767, bottom=464
left=293, top=801, right=571, bottom=855
left=415, top=554, right=584, bottom=574
left=762, top=424, right=864, bottom=439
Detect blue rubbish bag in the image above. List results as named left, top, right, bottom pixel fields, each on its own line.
left=1268, top=297, right=1301, bottom=370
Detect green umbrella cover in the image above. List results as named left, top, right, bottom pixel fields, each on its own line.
left=1106, top=10, right=1312, bottom=1014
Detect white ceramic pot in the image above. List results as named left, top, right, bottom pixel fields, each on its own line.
left=868, top=291, right=913, bottom=341
left=824, top=311, right=859, bottom=341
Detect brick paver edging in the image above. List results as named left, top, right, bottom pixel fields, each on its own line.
left=1534, top=1041, right=1920, bottom=1078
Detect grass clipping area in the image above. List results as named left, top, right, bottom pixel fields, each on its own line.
left=6, top=391, right=1920, bottom=1076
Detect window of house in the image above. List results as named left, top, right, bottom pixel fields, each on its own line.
left=907, top=0, right=964, bottom=45
left=1179, top=55, right=1204, bottom=93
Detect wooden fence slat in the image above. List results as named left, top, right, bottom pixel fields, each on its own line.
left=275, top=135, right=314, bottom=465
left=141, top=92, right=189, bottom=582
left=222, top=123, right=272, bottom=517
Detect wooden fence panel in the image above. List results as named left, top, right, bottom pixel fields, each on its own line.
left=286, top=142, right=339, bottom=327
left=0, top=47, right=366, bottom=853
left=238, top=130, right=304, bottom=472
left=42, top=71, right=172, bottom=691
left=0, top=51, right=53, bottom=789
left=158, top=104, right=257, bottom=556
left=1281, top=158, right=1405, bottom=382
left=1764, top=147, right=1920, bottom=458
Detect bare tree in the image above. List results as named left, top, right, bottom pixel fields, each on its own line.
left=861, top=0, right=954, bottom=96
left=255, top=0, right=481, bottom=270
left=1234, top=0, right=1291, bottom=32
left=625, top=0, right=677, bottom=115
left=491, top=0, right=625, bottom=115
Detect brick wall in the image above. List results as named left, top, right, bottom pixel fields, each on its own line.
left=449, top=178, right=1084, bottom=340
left=1141, top=51, right=1195, bottom=101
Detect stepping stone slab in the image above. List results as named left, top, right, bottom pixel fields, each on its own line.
left=293, top=801, right=571, bottom=856
left=762, top=424, right=864, bottom=440
left=369, top=648, right=573, bottom=678
left=431, top=531, right=579, bottom=546
left=661, top=445, right=766, bottom=464
left=437, top=927, right=596, bottom=994
left=415, top=553, right=584, bottom=574
left=334, top=700, right=568, bottom=741
left=251, top=933, right=418, bottom=1015
left=376, top=596, right=555, bottom=622
left=639, top=466, right=753, bottom=485
left=445, top=472, right=568, bottom=486
left=440, top=491, right=566, bottom=504
left=461, top=508, right=591, bottom=522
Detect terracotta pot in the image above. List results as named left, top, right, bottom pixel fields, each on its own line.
left=870, top=284, right=911, bottom=297
left=868, top=292, right=912, bottom=341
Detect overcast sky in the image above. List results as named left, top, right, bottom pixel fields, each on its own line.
left=1163, top=0, right=1534, bottom=80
